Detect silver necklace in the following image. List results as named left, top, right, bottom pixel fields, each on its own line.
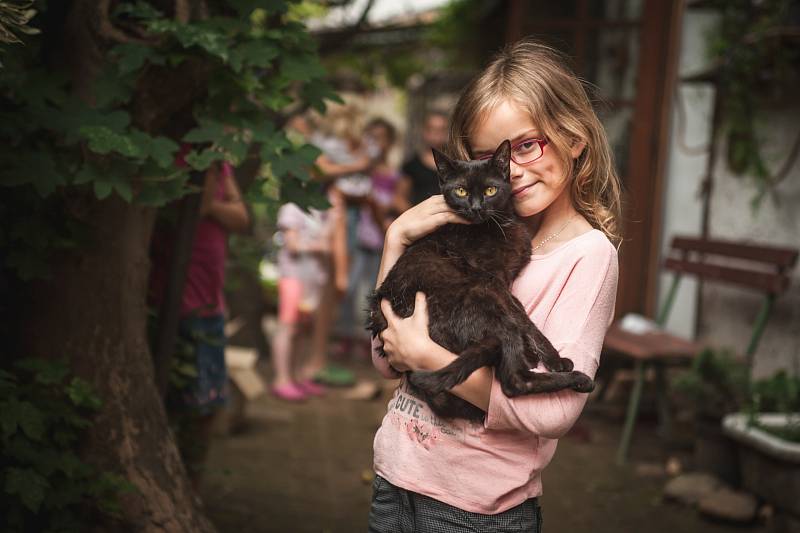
left=532, top=214, right=577, bottom=253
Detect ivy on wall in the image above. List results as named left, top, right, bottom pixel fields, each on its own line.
left=708, top=0, right=800, bottom=205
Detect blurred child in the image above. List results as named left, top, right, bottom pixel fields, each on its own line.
left=271, top=202, right=334, bottom=401
left=335, top=118, right=400, bottom=362
left=149, top=154, right=249, bottom=489
left=298, top=104, right=377, bottom=387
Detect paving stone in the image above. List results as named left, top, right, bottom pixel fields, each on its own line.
left=664, top=472, right=724, bottom=505
left=698, top=488, right=758, bottom=522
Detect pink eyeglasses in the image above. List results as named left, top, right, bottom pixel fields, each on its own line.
left=474, top=138, right=548, bottom=166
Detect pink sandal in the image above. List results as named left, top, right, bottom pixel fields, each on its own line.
left=297, top=379, right=326, bottom=397
left=272, top=383, right=307, bottom=402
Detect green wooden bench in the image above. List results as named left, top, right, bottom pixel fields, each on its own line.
left=602, top=236, right=798, bottom=464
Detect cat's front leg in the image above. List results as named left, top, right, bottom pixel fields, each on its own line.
left=507, top=295, right=574, bottom=373
left=407, top=336, right=502, bottom=394
left=526, top=327, right=574, bottom=373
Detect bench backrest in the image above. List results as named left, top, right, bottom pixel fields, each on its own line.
left=659, top=235, right=798, bottom=359
left=664, top=236, right=798, bottom=295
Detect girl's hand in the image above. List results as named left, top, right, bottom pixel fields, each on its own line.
left=385, top=195, right=470, bottom=249
left=379, top=292, right=435, bottom=372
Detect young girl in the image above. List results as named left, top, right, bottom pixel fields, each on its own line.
left=368, top=39, right=622, bottom=531
left=337, top=118, right=401, bottom=362
left=270, top=202, right=333, bottom=401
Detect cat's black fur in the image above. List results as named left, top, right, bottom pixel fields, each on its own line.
left=366, top=140, right=594, bottom=422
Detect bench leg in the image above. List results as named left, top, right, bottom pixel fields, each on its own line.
left=655, top=363, right=672, bottom=440
left=616, top=360, right=646, bottom=465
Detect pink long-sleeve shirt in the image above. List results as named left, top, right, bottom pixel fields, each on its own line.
left=372, top=228, right=618, bottom=514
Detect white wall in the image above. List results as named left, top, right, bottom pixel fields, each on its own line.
left=659, top=9, right=800, bottom=378
left=702, top=109, right=800, bottom=378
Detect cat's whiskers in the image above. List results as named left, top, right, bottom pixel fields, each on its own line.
left=488, top=214, right=507, bottom=241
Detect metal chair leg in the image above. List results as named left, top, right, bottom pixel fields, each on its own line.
left=616, top=360, right=647, bottom=465
left=654, top=363, right=672, bottom=439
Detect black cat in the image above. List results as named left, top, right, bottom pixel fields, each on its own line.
left=366, top=140, right=594, bottom=422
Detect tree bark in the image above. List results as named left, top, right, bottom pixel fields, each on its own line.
left=20, top=197, right=215, bottom=532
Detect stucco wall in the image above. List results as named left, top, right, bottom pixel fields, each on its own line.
left=658, top=10, right=718, bottom=338
left=701, top=109, right=800, bottom=378
left=659, top=9, right=800, bottom=378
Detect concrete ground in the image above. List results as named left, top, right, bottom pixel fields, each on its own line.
left=200, top=359, right=769, bottom=533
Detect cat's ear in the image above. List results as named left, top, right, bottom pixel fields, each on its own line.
left=432, top=148, right=457, bottom=182
left=491, top=140, right=512, bottom=178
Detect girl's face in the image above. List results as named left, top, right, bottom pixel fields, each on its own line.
left=367, top=125, right=393, bottom=155
left=469, top=99, right=582, bottom=219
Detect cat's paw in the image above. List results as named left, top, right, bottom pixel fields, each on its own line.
left=499, top=375, right=530, bottom=398
left=546, top=357, right=574, bottom=372
left=569, top=371, right=595, bottom=393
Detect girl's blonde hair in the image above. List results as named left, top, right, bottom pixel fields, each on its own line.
left=449, top=39, right=622, bottom=245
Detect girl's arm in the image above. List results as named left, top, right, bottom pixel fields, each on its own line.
left=392, top=176, right=413, bottom=214
left=378, top=293, right=493, bottom=404
left=314, top=154, right=371, bottom=181
left=282, top=228, right=329, bottom=255
left=200, top=165, right=250, bottom=233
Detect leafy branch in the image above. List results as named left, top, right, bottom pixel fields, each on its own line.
left=708, top=0, right=800, bottom=206
left=0, top=0, right=341, bottom=279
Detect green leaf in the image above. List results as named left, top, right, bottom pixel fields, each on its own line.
left=112, top=43, right=156, bottom=76
left=93, top=180, right=113, bottom=200
left=176, top=363, right=198, bottom=377
left=149, top=20, right=231, bottom=62
left=183, top=121, right=226, bottom=143
left=230, top=0, right=288, bottom=17
left=73, top=165, right=103, bottom=185
left=4, top=468, right=49, bottom=513
left=0, top=152, right=65, bottom=197
left=136, top=172, right=190, bottom=206
left=129, top=130, right=179, bottom=168
left=15, top=358, right=69, bottom=385
left=0, top=401, right=19, bottom=439
left=216, top=135, right=249, bottom=165
left=280, top=175, right=329, bottom=210
left=16, top=400, right=45, bottom=441
left=114, top=1, right=164, bottom=20
left=184, top=149, right=225, bottom=170
left=114, top=179, right=133, bottom=202
left=80, top=126, right=143, bottom=159
left=269, top=143, right=320, bottom=180
left=280, top=53, right=326, bottom=82
left=66, top=378, right=103, bottom=410
left=92, top=71, right=132, bottom=108
left=229, top=40, right=279, bottom=72
left=301, top=80, right=343, bottom=113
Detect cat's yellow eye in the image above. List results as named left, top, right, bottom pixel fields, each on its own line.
left=455, top=187, right=468, bottom=198
left=484, top=186, right=498, bottom=197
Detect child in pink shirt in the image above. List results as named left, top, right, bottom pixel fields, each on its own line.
left=368, top=39, right=622, bottom=531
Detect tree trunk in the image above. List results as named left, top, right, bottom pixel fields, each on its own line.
left=20, top=197, right=216, bottom=532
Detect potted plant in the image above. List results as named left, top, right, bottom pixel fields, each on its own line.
left=671, top=348, right=749, bottom=485
left=723, top=371, right=800, bottom=524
